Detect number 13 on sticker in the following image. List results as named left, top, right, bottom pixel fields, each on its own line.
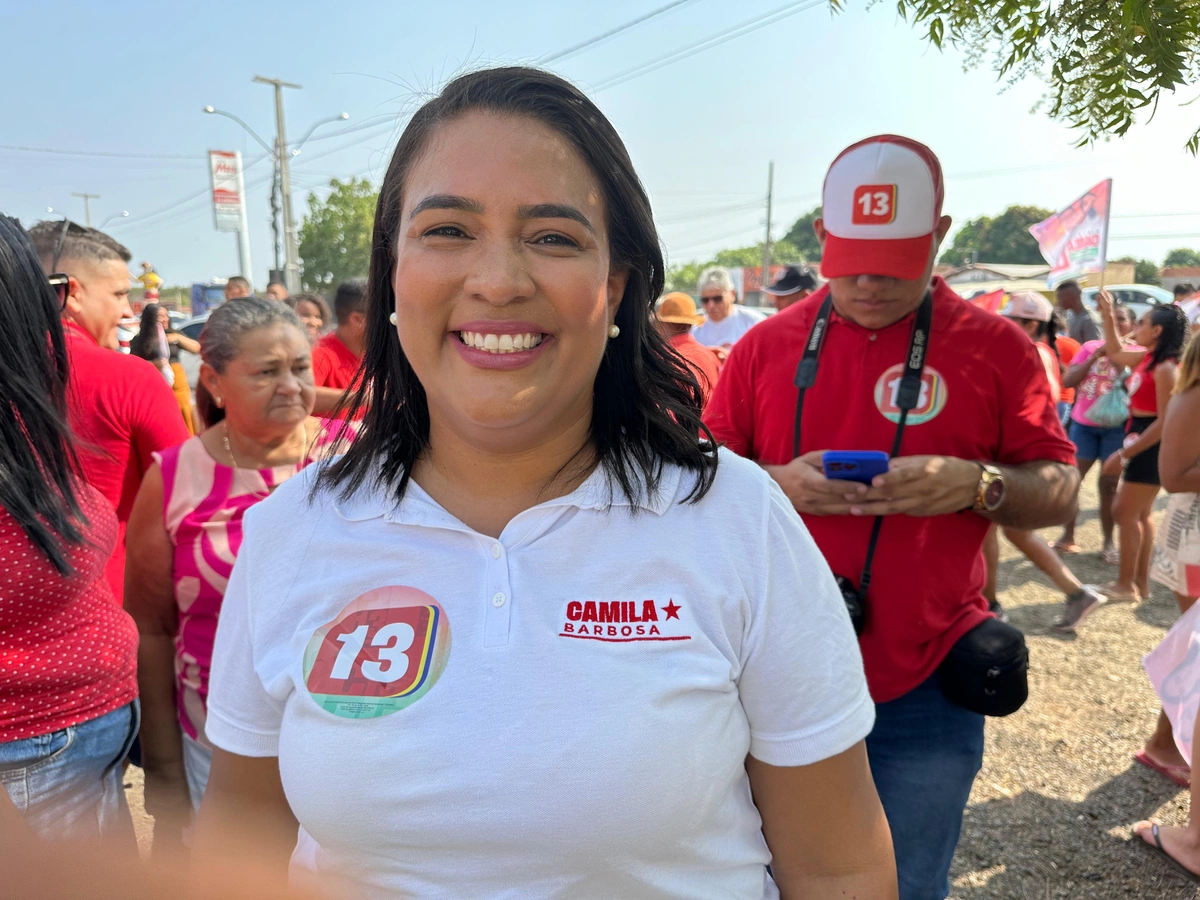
left=303, top=586, right=451, bottom=719
left=852, top=184, right=896, bottom=225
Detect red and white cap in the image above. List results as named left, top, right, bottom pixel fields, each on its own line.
left=819, top=134, right=944, bottom=281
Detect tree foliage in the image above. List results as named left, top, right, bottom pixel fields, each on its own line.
left=855, top=0, right=1200, bottom=153
left=298, top=178, right=377, bottom=291
left=665, top=239, right=804, bottom=293
left=938, top=204, right=1054, bottom=266
left=1164, top=247, right=1200, bottom=268
left=780, top=207, right=823, bottom=263
left=1112, top=256, right=1162, bottom=285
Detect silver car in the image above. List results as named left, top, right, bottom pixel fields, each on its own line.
left=1082, top=283, right=1174, bottom=322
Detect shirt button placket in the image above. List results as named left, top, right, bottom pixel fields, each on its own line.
left=483, top=541, right=512, bottom=648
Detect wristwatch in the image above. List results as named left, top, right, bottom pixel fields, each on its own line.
left=973, top=463, right=1005, bottom=512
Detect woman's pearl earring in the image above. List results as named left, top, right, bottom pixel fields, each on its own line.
left=608, top=324, right=620, bottom=339
left=389, top=312, right=398, bottom=326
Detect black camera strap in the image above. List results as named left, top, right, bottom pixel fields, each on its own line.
left=792, top=290, right=933, bottom=598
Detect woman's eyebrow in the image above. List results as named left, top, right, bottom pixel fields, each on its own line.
left=410, top=194, right=485, bottom=218
left=517, top=203, right=594, bottom=234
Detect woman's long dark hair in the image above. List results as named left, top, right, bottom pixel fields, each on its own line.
left=0, top=215, right=87, bottom=574
left=319, top=67, right=718, bottom=507
left=1146, top=303, right=1189, bottom=370
left=129, top=302, right=165, bottom=361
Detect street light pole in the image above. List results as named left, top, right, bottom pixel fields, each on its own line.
left=254, top=75, right=302, bottom=294
left=72, top=192, right=100, bottom=226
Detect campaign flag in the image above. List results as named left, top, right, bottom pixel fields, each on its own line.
left=968, top=289, right=1005, bottom=314
left=1028, top=179, right=1112, bottom=287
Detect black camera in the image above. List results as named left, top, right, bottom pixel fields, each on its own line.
left=835, top=575, right=867, bottom=636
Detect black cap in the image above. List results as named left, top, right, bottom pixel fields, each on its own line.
left=764, top=265, right=817, bottom=296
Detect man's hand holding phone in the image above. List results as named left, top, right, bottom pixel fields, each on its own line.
left=763, top=451, right=869, bottom=516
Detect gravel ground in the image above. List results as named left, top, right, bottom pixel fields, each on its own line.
left=122, top=477, right=1197, bottom=897
left=952, top=477, right=1197, bottom=899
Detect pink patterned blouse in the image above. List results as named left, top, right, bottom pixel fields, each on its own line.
left=155, top=423, right=348, bottom=741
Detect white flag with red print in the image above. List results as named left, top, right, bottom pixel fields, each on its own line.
left=1028, top=179, right=1112, bottom=287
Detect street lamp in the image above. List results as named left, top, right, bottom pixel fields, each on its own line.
left=100, top=210, right=129, bottom=228
left=204, top=86, right=352, bottom=294
left=290, top=112, right=350, bottom=156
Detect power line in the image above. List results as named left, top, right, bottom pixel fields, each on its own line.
left=593, top=0, right=824, bottom=92
left=108, top=153, right=270, bottom=232
left=540, top=0, right=700, bottom=64
left=0, top=143, right=206, bottom=160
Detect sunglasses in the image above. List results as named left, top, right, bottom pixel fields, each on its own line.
left=699, top=295, right=726, bottom=305
left=49, top=273, right=70, bottom=310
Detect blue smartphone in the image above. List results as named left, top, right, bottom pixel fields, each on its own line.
left=822, top=451, right=890, bottom=484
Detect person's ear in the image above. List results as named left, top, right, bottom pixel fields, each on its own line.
left=199, top=363, right=221, bottom=401
left=606, top=266, right=628, bottom=322
left=62, top=275, right=85, bottom=315
left=813, top=218, right=828, bottom=247
left=934, top=215, right=953, bottom=247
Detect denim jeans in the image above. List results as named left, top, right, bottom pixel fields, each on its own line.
left=0, top=701, right=139, bottom=843
left=182, top=730, right=212, bottom=812
left=866, top=676, right=984, bottom=900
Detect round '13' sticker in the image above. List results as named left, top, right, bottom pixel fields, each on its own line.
left=303, top=586, right=450, bottom=719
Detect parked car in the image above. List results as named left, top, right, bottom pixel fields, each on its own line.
left=1082, top=283, right=1173, bottom=322
left=174, top=313, right=210, bottom=389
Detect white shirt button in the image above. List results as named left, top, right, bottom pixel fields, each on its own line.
left=492, top=544, right=502, bottom=559
left=492, top=592, right=506, bottom=608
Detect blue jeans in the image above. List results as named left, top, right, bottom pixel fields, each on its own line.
left=1068, top=419, right=1126, bottom=463
left=0, top=702, right=139, bottom=843
left=867, top=676, right=984, bottom=900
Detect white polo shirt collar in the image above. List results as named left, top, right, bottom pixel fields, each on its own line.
left=331, top=459, right=683, bottom=529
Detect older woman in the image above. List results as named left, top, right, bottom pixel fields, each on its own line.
left=124, top=299, right=346, bottom=854
left=194, top=68, right=893, bottom=899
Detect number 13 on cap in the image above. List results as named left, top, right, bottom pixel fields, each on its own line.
left=852, top=184, right=897, bottom=225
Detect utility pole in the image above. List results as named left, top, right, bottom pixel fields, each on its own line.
left=759, top=161, right=774, bottom=304
left=72, top=192, right=100, bottom=226
left=254, top=75, right=302, bottom=294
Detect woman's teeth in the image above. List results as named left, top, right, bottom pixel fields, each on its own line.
left=458, top=331, right=544, bottom=353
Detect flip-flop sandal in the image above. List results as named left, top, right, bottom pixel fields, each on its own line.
left=1049, top=541, right=1082, bottom=554
left=1136, top=822, right=1200, bottom=883
left=1101, top=547, right=1120, bottom=565
left=1135, top=750, right=1191, bottom=788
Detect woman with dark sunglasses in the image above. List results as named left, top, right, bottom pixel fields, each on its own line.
left=0, top=215, right=140, bottom=847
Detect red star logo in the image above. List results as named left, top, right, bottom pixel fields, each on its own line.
left=662, top=600, right=681, bottom=620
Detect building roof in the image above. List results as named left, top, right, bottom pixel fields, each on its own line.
left=1162, top=267, right=1200, bottom=277
left=944, top=262, right=1051, bottom=283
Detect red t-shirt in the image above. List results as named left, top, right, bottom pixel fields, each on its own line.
left=0, top=482, right=139, bottom=741
left=704, top=277, right=1075, bottom=702
left=312, top=332, right=362, bottom=390
left=669, top=332, right=722, bottom=410
left=64, top=320, right=190, bottom=602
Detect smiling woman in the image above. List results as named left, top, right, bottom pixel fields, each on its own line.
left=194, top=67, right=895, bottom=900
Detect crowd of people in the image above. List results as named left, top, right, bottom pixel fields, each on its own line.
left=2, top=65, right=1200, bottom=900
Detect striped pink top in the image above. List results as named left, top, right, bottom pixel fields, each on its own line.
left=155, top=424, right=348, bottom=741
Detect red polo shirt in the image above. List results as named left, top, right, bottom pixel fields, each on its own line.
left=705, top=277, right=1075, bottom=702
left=669, top=332, right=722, bottom=409
left=64, top=320, right=190, bottom=602
left=312, top=332, right=362, bottom=391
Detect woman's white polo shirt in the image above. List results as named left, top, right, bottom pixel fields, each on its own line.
left=205, top=448, right=874, bottom=899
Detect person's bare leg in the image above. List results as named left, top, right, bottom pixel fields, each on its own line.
left=1098, top=473, right=1120, bottom=558
left=1003, top=527, right=1084, bottom=596
left=982, top=525, right=999, bottom=604
left=1105, top=483, right=1159, bottom=598
left=1135, top=507, right=1157, bottom=599
left=1143, top=593, right=1200, bottom=770
left=1055, top=458, right=1094, bottom=550
left=1136, top=688, right=1200, bottom=874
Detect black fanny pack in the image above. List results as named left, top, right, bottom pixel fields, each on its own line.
left=936, top=617, right=1029, bottom=717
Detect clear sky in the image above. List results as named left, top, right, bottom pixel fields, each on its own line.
left=4, top=0, right=1199, bottom=287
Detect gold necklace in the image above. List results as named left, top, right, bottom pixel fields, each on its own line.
left=222, top=421, right=306, bottom=494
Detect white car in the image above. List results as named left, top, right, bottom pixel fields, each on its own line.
left=1082, top=284, right=1174, bottom=322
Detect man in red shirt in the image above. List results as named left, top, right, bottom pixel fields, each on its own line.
left=312, top=277, right=367, bottom=416
left=654, top=292, right=721, bottom=409
left=705, top=135, right=1078, bottom=900
left=31, top=220, right=189, bottom=602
